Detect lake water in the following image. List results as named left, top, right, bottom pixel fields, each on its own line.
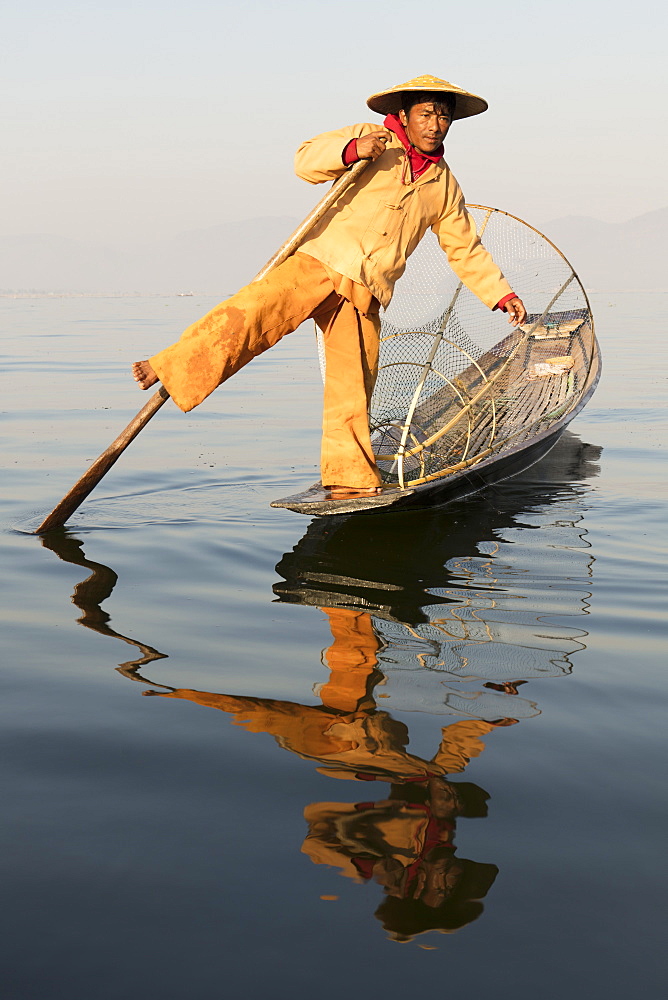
left=1, top=290, right=666, bottom=999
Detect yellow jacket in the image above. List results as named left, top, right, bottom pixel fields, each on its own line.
left=295, top=123, right=513, bottom=311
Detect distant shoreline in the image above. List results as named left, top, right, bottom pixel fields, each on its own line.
left=2, top=288, right=666, bottom=300
left=0, top=291, right=227, bottom=299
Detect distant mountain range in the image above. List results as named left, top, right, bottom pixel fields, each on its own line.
left=0, top=217, right=301, bottom=295
left=540, top=206, right=667, bottom=291
left=1, top=207, right=665, bottom=294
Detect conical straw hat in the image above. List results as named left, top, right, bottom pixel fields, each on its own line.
left=366, top=74, right=488, bottom=120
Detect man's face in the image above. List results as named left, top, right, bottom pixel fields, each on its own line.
left=398, top=101, right=452, bottom=154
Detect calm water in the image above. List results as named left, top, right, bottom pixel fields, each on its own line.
left=1, top=291, right=667, bottom=999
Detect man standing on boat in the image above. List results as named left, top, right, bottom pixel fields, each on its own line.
left=132, top=75, right=526, bottom=498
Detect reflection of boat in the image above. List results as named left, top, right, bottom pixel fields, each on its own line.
left=275, top=432, right=599, bottom=615
left=272, top=207, right=601, bottom=515
left=274, top=431, right=600, bottom=721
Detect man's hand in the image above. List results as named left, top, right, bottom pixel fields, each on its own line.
left=503, top=297, right=527, bottom=327
left=355, top=130, right=391, bottom=161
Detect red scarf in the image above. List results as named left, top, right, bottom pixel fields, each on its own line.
left=383, top=113, right=444, bottom=181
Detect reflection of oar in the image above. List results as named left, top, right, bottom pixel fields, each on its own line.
left=35, top=158, right=371, bottom=534
left=40, top=530, right=169, bottom=678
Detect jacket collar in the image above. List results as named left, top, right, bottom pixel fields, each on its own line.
left=384, top=113, right=445, bottom=182
left=384, top=132, right=444, bottom=189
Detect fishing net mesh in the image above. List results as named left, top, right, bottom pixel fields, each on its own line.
left=318, top=206, right=594, bottom=488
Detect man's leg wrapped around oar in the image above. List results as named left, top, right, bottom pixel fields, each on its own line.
left=146, top=253, right=382, bottom=491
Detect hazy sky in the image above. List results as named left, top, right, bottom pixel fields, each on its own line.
left=2, top=0, right=666, bottom=246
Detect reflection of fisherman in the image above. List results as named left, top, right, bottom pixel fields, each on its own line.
left=303, top=782, right=498, bottom=941
left=149, top=609, right=514, bottom=782
left=147, top=607, right=513, bottom=941
left=132, top=74, right=526, bottom=497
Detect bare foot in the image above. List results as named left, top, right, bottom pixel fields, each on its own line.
left=327, top=485, right=383, bottom=498
left=132, top=360, right=159, bottom=390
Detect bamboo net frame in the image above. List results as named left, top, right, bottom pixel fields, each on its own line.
left=363, top=206, right=595, bottom=489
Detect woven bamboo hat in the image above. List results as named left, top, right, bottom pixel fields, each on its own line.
left=366, top=74, right=488, bottom=121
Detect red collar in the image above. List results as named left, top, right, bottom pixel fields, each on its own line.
left=384, top=113, right=444, bottom=181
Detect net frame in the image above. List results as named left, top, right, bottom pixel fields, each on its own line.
left=314, top=205, right=595, bottom=490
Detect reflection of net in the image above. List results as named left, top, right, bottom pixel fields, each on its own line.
left=366, top=510, right=592, bottom=719
left=368, top=207, right=595, bottom=488
left=375, top=620, right=574, bottom=681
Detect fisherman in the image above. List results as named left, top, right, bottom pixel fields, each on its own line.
left=132, top=75, right=527, bottom=498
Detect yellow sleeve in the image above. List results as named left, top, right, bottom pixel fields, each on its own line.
left=431, top=184, right=513, bottom=310
left=294, top=122, right=381, bottom=184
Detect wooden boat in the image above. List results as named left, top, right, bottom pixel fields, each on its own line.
left=272, top=206, right=600, bottom=516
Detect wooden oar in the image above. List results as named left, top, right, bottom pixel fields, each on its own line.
left=34, top=158, right=370, bottom=533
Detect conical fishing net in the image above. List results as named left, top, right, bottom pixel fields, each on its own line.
left=320, top=206, right=596, bottom=489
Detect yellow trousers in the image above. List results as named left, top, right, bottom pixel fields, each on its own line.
left=150, top=253, right=381, bottom=489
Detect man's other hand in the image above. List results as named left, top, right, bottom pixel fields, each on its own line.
left=504, top=297, right=527, bottom=326
left=356, top=131, right=391, bottom=160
